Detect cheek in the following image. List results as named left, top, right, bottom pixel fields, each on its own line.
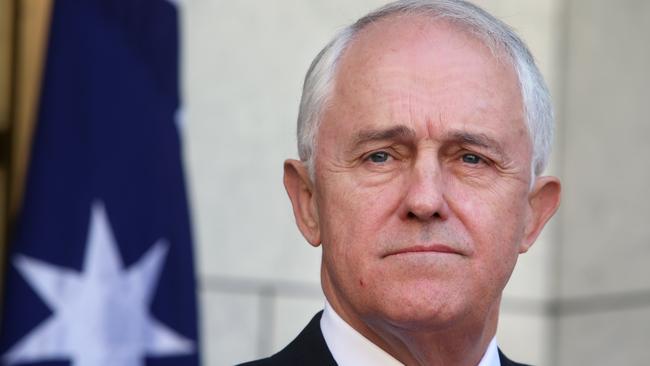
left=318, top=174, right=404, bottom=244
left=447, top=179, right=528, bottom=267
left=448, top=189, right=523, bottom=302
left=316, top=174, right=406, bottom=290
left=449, top=174, right=527, bottom=233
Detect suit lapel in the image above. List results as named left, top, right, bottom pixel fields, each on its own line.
left=498, top=348, right=531, bottom=366
left=270, top=311, right=337, bottom=365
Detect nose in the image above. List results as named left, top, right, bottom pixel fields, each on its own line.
left=402, top=155, right=450, bottom=221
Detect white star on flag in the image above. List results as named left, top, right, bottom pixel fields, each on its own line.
left=3, top=202, right=194, bottom=366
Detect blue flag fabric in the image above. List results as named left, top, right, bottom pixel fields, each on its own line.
left=0, top=0, right=200, bottom=365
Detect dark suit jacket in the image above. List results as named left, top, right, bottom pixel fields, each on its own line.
left=238, top=311, right=531, bottom=366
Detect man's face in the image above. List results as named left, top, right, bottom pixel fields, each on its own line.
left=286, top=16, right=559, bottom=336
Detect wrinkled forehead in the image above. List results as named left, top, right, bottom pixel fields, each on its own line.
left=327, top=15, right=523, bottom=121
left=337, top=14, right=515, bottom=85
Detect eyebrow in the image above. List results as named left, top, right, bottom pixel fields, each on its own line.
left=352, top=125, right=417, bottom=146
left=349, top=126, right=509, bottom=160
left=446, top=131, right=507, bottom=160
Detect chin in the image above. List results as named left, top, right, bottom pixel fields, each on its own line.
left=366, top=287, right=473, bottom=332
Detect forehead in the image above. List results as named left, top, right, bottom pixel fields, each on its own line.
left=322, top=15, right=527, bottom=143
left=337, top=15, right=515, bottom=88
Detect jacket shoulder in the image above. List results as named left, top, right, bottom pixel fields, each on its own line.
left=498, top=349, right=532, bottom=366
left=236, top=311, right=336, bottom=366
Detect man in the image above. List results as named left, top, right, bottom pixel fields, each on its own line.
left=241, top=0, right=561, bottom=365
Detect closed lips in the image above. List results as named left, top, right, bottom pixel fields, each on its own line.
left=382, top=244, right=464, bottom=258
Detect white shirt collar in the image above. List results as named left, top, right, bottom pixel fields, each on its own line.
left=320, top=301, right=501, bottom=366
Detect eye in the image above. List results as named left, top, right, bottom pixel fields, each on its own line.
left=461, top=153, right=482, bottom=165
left=367, top=151, right=391, bottom=163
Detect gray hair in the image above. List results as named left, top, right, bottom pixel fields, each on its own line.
left=296, top=0, right=554, bottom=181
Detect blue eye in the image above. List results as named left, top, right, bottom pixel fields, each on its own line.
left=462, top=153, right=482, bottom=164
left=368, top=151, right=390, bottom=163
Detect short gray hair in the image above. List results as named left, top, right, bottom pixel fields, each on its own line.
left=296, top=0, right=554, bottom=180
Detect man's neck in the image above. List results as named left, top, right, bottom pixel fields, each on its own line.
left=323, top=295, right=500, bottom=366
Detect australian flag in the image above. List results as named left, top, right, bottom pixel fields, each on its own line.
left=0, top=0, right=200, bottom=365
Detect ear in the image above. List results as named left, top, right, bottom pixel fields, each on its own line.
left=520, top=176, right=561, bottom=253
left=283, top=159, right=321, bottom=247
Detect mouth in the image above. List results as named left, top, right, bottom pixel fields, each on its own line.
left=382, top=244, right=463, bottom=258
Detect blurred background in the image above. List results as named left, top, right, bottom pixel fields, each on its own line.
left=1, top=0, right=649, bottom=365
